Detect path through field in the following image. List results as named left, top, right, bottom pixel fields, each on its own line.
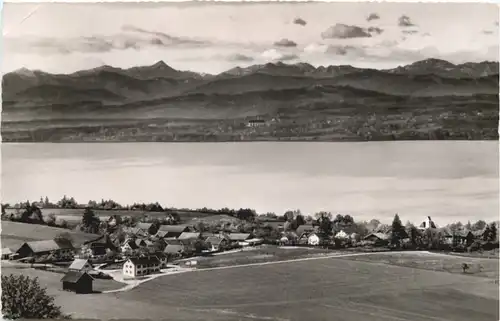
left=97, top=250, right=484, bottom=294
left=103, top=251, right=498, bottom=321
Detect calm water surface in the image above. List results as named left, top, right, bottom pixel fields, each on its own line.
left=2, top=142, right=498, bottom=224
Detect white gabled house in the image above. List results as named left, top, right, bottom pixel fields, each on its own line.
left=122, top=256, right=161, bottom=279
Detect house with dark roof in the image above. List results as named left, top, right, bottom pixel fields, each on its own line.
left=157, top=225, right=191, bottom=238
left=123, top=256, right=161, bottom=279
left=82, top=234, right=117, bottom=259
left=247, top=119, right=266, bottom=127
left=121, top=238, right=140, bottom=253
left=364, top=233, right=390, bottom=245
left=16, top=239, right=74, bottom=259
left=153, top=252, right=168, bottom=268
left=68, top=258, right=94, bottom=273
left=61, top=271, right=94, bottom=294
left=206, top=236, right=229, bottom=251
left=454, top=230, right=475, bottom=246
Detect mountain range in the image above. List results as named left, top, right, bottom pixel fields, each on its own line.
left=2, top=58, right=499, bottom=142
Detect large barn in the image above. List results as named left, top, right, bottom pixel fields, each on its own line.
left=15, top=239, right=74, bottom=259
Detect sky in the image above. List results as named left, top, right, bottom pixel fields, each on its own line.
left=2, top=2, right=499, bottom=74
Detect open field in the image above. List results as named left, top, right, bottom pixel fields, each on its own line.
left=4, top=207, right=218, bottom=224
left=1, top=262, right=124, bottom=293
left=4, top=252, right=497, bottom=320
left=1, top=221, right=98, bottom=250
left=186, top=246, right=334, bottom=269
left=339, top=252, right=500, bottom=280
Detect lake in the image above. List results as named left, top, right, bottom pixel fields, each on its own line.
left=2, top=141, right=498, bottom=225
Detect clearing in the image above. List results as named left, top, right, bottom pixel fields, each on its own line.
left=1, top=221, right=99, bottom=250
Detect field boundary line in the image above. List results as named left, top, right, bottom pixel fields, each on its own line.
left=193, top=251, right=431, bottom=273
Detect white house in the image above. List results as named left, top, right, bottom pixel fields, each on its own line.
left=334, top=230, right=349, bottom=239
left=122, top=257, right=161, bottom=279
left=308, top=233, right=320, bottom=246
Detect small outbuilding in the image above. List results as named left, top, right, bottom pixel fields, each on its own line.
left=1, top=248, right=13, bottom=260
left=60, top=271, right=94, bottom=294
left=68, top=258, right=94, bottom=273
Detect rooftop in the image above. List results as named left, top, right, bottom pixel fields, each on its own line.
left=60, top=271, right=94, bottom=283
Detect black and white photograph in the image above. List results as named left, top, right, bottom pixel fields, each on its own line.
left=1, top=1, right=499, bottom=321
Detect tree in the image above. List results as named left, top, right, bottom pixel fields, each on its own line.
left=236, top=208, right=257, bottom=222
left=482, top=225, right=491, bottom=241
left=58, top=195, right=78, bottom=209
left=448, top=222, right=463, bottom=233
left=283, top=211, right=295, bottom=222
left=489, top=223, right=497, bottom=242
left=149, top=219, right=161, bottom=235
left=54, top=232, right=73, bottom=245
left=406, top=223, right=421, bottom=247
left=390, top=214, right=405, bottom=246
left=315, top=212, right=333, bottom=236
left=2, top=274, right=66, bottom=319
left=59, top=219, right=69, bottom=229
left=46, top=213, right=57, bottom=226
left=472, top=220, right=487, bottom=231
left=81, top=207, right=100, bottom=234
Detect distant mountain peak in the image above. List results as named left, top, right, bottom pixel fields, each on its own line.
left=409, top=58, right=456, bottom=68
left=12, top=67, right=38, bottom=77
left=150, top=60, right=173, bottom=70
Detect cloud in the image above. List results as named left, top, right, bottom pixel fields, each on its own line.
left=4, top=25, right=212, bottom=55
left=398, top=15, right=416, bottom=27
left=261, top=49, right=299, bottom=62
left=325, top=45, right=365, bottom=56
left=121, top=25, right=208, bottom=46
left=367, top=27, right=384, bottom=35
left=402, top=30, right=419, bottom=35
left=273, top=38, right=298, bottom=48
left=366, top=13, right=380, bottom=22
left=321, top=24, right=372, bottom=39
left=293, top=18, right=307, bottom=26
left=227, top=53, right=254, bottom=62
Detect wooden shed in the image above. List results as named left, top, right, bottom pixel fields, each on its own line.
left=60, top=271, right=94, bottom=294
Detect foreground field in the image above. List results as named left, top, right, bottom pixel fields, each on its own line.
left=340, top=252, right=500, bottom=280
left=9, top=252, right=496, bottom=321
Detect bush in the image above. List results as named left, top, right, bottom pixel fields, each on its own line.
left=1, top=274, right=68, bottom=319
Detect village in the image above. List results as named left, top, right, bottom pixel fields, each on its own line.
left=2, top=198, right=498, bottom=295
